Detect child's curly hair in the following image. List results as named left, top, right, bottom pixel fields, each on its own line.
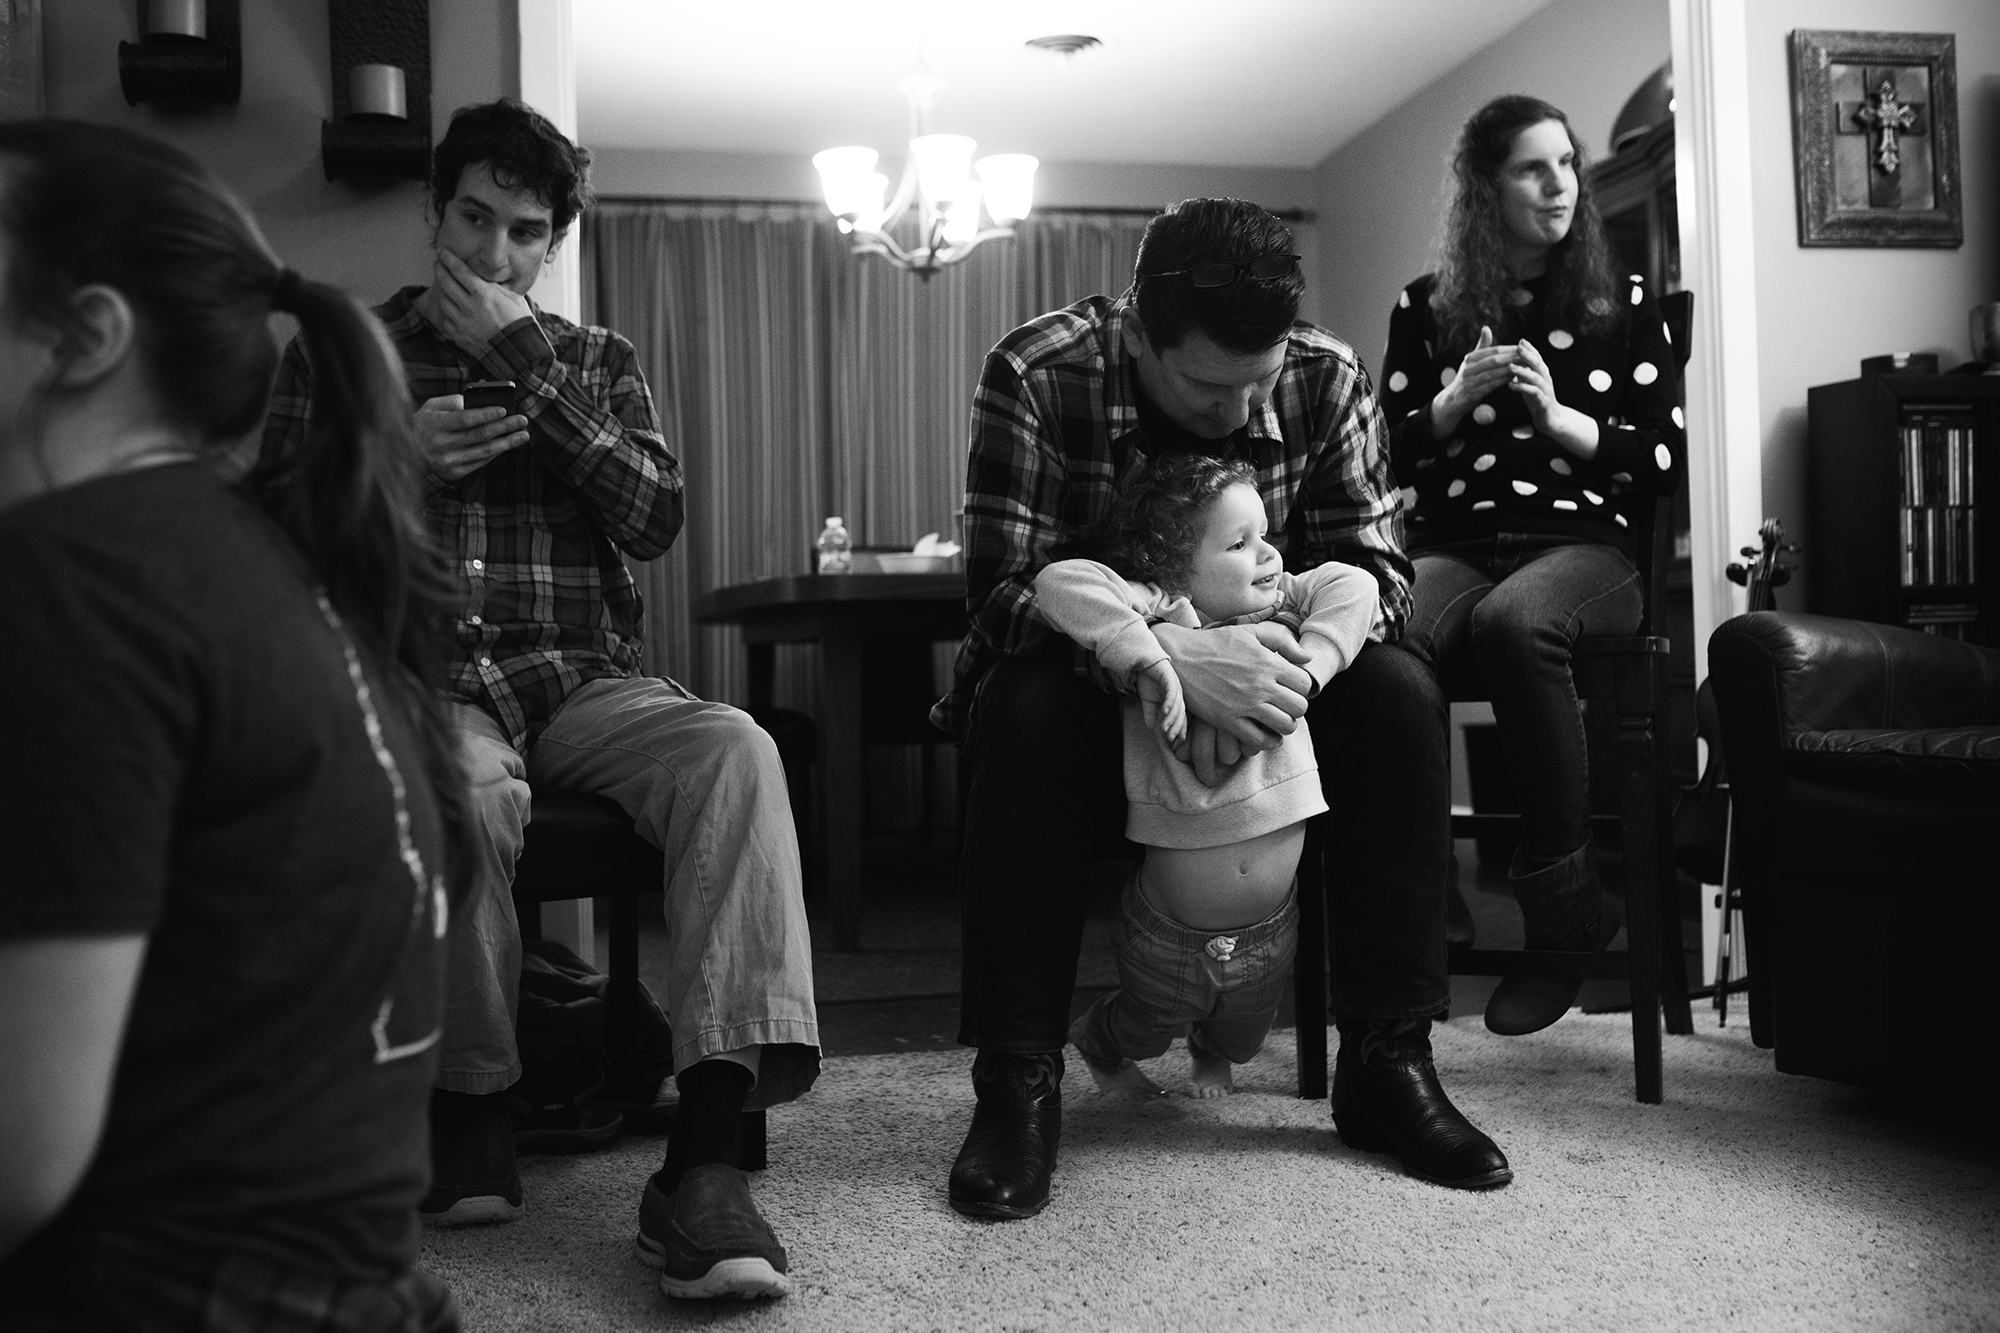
left=1080, top=454, right=1259, bottom=593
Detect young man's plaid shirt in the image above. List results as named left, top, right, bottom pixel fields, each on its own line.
left=262, top=288, right=683, bottom=749
left=932, top=293, right=1411, bottom=740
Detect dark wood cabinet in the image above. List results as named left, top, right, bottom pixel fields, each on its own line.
left=1593, top=119, right=1680, bottom=294
left=1591, top=120, right=1697, bottom=783
left=1808, top=374, right=1996, bottom=643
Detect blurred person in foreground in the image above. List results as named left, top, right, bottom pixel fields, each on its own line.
left=0, top=119, right=466, bottom=1331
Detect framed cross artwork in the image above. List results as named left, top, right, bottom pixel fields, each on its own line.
left=1789, top=30, right=1960, bottom=248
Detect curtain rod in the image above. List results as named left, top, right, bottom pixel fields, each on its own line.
left=593, top=194, right=1316, bottom=223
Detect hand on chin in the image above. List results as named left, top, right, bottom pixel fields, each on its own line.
left=430, top=250, right=533, bottom=356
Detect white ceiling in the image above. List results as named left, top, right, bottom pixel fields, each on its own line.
left=576, top=0, right=1557, bottom=170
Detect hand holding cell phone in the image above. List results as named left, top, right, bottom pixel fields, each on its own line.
left=414, top=380, right=527, bottom=482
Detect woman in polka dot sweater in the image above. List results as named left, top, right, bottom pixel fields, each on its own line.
left=1379, top=93, right=1685, bottom=1038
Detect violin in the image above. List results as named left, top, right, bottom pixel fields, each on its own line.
left=1725, top=517, right=1798, bottom=613
left=1677, top=519, right=1798, bottom=1015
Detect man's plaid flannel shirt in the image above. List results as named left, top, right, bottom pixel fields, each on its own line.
left=931, top=293, right=1410, bottom=740
left=262, top=287, right=683, bottom=749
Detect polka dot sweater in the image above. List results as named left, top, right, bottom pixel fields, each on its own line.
left=1380, top=270, right=1685, bottom=554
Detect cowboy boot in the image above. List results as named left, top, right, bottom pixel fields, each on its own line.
left=1484, top=841, right=1623, bottom=1036
left=947, top=1050, right=1062, bottom=1220
left=1330, top=1015, right=1511, bottom=1189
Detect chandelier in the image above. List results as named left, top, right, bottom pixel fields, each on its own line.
left=811, top=70, right=1038, bottom=280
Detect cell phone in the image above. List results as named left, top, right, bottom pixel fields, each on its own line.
left=462, top=380, right=516, bottom=415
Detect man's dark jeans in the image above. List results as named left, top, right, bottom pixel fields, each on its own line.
left=956, top=638, right=1451, bottom=1054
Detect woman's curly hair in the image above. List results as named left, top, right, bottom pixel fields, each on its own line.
left=1072, top=454, right=1259, bottom=593
left=1430, top=94, right=1619, bottom=361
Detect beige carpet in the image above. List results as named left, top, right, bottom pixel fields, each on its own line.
left=420, top=1014, right=1999, bottom=1332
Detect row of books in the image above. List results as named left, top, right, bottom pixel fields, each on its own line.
left=1899, top=505, right=1977, bottom=587
left=1900, top=409, right=1976, bottom=507
left=1900, top=409, right=1977, bottom=507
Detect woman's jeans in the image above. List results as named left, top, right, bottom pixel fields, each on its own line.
left=1400, top=536, right=1643, bottom=860
left=957, top=638, right=1450, bottom=1055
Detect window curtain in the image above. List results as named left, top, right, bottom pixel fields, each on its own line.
left=582, top=201, right=1149, bottom=713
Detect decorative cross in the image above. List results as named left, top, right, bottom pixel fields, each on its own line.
left=1855, top=78, right=1918, bottom=174
left=1836, top=66, right=1929, bottom=208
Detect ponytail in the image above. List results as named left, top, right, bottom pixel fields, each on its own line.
left=261, top=272, right=446, bottom=681
left=259, top=277, right=471, bottom=897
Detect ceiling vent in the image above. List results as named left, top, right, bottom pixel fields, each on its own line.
left=1024, top=34, right=1102, bottom=57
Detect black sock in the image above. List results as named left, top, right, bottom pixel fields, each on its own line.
left=652, top=1058, right=753, bottom=1193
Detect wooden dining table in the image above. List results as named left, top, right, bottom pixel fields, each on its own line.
left=690, top=572, right=967, bottom=951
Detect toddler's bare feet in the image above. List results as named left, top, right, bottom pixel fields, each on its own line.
left=1190, top=1048, right=1234, bottom=1098
left=1078, top=1052, right=1166, bottom=1101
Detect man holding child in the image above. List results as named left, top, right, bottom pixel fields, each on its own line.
left=937, top=198, right=1511, bottom=1219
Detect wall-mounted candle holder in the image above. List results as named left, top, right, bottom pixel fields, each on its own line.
left=119, top=0, right=241, bottom=107
left=320, top=0, right=432, bottom=183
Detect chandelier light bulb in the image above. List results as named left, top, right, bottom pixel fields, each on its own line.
left=854, top=172, right=889, bottom=233
left=976, top=154, right=1038, bottom=223
left=941, top=181, right=984, bottom=247
left=910, top=133, right=976, bottom=210
left=812, top=146, right=882, bottom=223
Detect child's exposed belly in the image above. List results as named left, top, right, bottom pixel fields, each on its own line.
left=1139, top=822, right=1306, bottom=931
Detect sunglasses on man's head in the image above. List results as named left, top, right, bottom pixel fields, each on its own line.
left=1139, top=254, right=1302, bottom=289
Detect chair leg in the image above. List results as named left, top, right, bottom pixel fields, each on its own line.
left=1617, top=703, right=1665, bottom=1105
left=920, top=743, right=936, bottom=845
left=1653, top=723, right=1695, bottom=1038
left=600, top=890, right=653, bottom=1103
left=1294, top=821, right=1329, bottom=1100
left=609, top=891, right=641, bottom=1064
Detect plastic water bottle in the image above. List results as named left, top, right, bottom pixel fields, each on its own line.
left=815, top=516, right=852, bottom=574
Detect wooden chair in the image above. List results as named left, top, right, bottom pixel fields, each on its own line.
left=512, top=788, right=768, bottom=1169
left=861, top=637, right=954, bottom=840
left=1292, top=292, right=1699, bottom=1105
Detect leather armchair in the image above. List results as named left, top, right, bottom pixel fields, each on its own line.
left=1708, top=612, right=1999, bottom=1094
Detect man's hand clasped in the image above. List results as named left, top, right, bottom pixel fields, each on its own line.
left=1137, top=659, right=1187, bottom=750
left=1152, top=621, right=1314, bottom=787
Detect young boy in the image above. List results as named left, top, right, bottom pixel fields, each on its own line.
left=1034, top=454, right=1378, bottom=1098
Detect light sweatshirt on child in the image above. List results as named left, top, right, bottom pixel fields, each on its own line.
left=1033, top=558, right=1380, bottom=849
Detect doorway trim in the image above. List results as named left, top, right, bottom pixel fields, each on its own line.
left=1670, top=0, right=1764, bottom=686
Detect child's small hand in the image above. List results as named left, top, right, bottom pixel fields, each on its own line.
left=1137, top=659, right=1186, bottom=746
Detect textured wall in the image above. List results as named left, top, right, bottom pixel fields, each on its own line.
left=42, top=0, right=518, bottom=301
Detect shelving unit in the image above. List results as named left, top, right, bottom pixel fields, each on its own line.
left=1807, top=374, right=1997, bottom=643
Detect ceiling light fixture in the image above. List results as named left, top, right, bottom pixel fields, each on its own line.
left=811, top=68, right=1037, bottom=281
left=1024, top=34, right=1101, bottom=56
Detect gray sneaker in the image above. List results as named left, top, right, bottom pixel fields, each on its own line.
left=633, top=1164, right=790, bottom=1300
